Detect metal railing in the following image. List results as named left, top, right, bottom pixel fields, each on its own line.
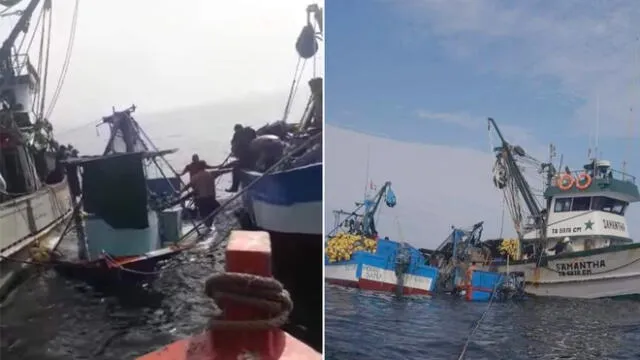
left=557, top=168, right=636, bottom=185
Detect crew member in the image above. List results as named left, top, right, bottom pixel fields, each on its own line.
left=180, top=154, right=216, bottom=179
left=182, top=168, right=231, bottom=230
left=465, top=262, right=477, bottom=287
left=226, top=124, right=257, bottom=193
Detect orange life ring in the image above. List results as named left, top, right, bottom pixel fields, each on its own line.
left=575, top=172, right=592, bottom=190
left=557, top=173, right=575, bottom=191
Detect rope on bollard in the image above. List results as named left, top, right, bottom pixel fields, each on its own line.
left=204, top=272, right=293, bottom=330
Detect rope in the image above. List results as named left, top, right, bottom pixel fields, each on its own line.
left=282, top=58, right=307, bottom=122
left=204, top=272, right=293, bottom=330
left=457, top=276, right=502, bottom=360
left=44, top=0, right=79, bottom=120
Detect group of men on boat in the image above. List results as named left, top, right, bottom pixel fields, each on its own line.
left=177, top=123, right=259, bottom=230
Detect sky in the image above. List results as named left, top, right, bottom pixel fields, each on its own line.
left=325, top=0, right=640, bottom=248
left=1, top=0, right=324, bottom=131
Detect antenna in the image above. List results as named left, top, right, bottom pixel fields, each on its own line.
left=363, top=143, right=371, bottom=201
left=595, top=93, right=600, bottom=161
left=623, top=35, right=640, bottom=178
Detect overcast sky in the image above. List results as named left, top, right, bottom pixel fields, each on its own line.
left=325, top=0, right=640, bottom=248
left=1, top=0, right=324, bottom=130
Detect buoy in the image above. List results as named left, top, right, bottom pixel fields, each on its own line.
left=136, top=230, right=321, bottom=360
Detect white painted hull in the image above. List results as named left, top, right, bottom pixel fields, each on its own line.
left=251, top=199, right=323, bottom=235
left=0, top=180, right=72, bottom=298
left=487, top=244, right=640, bottom=299
left=325, top=263, right=434, bottom=295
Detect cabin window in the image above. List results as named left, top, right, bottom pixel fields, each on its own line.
left=554, top=198, right=572, bottom=212
left=571, top=197, right=591, bottom=211
left=591, top=196, right=628, bottom=216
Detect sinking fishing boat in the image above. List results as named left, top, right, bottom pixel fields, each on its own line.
left=481, top=117, right=640, bottom=299
left=231, top=4, right=323, bottom=351
left=325, top=181, right=439, bottom=295
left=424, top=222, right=525, bottom=301
left=0, top=0, right=74, bottom=299
left=51, top=105, right=207, bottom=287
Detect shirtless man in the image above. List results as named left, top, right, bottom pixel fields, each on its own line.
left=182, top=168, right=231, bottom=229
left=180, top=154, right=217, bottom=179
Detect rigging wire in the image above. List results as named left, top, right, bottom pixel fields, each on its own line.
left=14, top=5, right=43, bottom=56
left=38, top=5, right=52, bottom=121
left=44, top=0, right=79, bottom=121
left=33, top=2, right=47, bottom=114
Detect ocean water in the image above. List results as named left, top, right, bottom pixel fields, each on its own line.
left=0, top=94, right=309, bottom=359
left=325, top=285, right=640, bottom=360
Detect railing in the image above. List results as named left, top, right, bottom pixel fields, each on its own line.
left=1, top=54, right=39, bottom=81
left=557, top=168, right=636, bottom=185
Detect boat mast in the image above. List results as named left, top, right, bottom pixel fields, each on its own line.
left=356, top=181, right=395, bottom=237
left=488, top=118, right=545, bottom=237
left=0, top=0, right=41, bottom=82
left=331, top=181, right=396, bottom=238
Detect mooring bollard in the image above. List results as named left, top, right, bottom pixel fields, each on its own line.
left=136, top=230, right=321, bottom=360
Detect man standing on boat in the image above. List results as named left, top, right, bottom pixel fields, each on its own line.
left=181, top=167, right=231, bottom=231
left=180, top=154, right=217, bottom=179
left=225, top=124, right=257, bottom=193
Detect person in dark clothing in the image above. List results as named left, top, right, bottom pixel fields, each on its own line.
left=226, top=124, right=257, bottom=193
left=46, top=145, right=69, bottom=183
left=180, top=154, right=216, bottom=179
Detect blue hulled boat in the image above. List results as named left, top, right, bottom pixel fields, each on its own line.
left=325, top=181, right=439, bottom=296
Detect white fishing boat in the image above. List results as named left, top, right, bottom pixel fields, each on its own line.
left=482, top=117, right=640, bottom=299
left=1, top=0, right=75, bottom=299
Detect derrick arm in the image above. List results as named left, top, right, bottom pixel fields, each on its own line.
left=0, top=0, right=42, bottom=78
left=488, top=118, right=543, bottom=227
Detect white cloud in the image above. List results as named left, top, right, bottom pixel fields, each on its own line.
left=400, top=0, right=640, bottom=138
left=325, top=124, right=640, bottom=248
left=1, top=0, right=324, bottom=127
left=416, top=110, right=481, bottom=130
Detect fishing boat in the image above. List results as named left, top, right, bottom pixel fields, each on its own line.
left=51, top=105, right=208, bottom=287
left=325, top=181, right=439, bottom=296
left=423, top=222, right=525, bottom=301
left=481, top=117, right=640, bottom=299
left=0, top=0, right=74, bottom=299
left=231, top=4, right=323, bottom=351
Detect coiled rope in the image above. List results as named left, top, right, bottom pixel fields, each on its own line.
left=204, top=272, right=293, bottom=330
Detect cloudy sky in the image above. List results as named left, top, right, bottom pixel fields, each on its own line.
left=325, top=0, right=640, bottom=248
left=1, top=0, right=324, bottom=131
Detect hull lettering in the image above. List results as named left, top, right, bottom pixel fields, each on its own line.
left=602, top=219, right=626, bottom=232
left=362, top=265, right=384, bottom=282
left=555, top=260, right=606, bottom=276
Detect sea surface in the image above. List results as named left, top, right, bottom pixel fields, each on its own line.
left=325, top=285, right=640, bottom=360
left=0, top=95, right=304, bottom=359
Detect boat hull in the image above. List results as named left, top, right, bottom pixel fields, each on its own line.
left=52, top=246, right=187, bottom=290
left=325, top=262, right=435, bottom=295
left=236, top=163, right=322, bottom=351
left=325, top=237, right=439, bottom=296
left=485, top=243, right=640, bottom=299
left=236, top=213, right=322, bottom=352
left=239, top=163, right=322, bottom=236
left=0, top=180, right=72, bottom=299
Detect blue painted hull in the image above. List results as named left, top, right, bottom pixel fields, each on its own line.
left=325, top=238, right=439, bottom=295
left=239, top=162, right=322, bottom=236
